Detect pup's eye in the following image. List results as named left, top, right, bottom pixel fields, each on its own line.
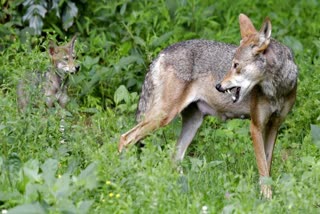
left=233, top=63, right=239, bottom=69
left=250, top=44, right=256, bottom=48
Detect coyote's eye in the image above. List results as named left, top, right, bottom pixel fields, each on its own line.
left=233, top=63, right=239, bottom=69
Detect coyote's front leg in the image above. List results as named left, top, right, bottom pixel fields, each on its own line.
left=250, top=122, right=272, bottom=199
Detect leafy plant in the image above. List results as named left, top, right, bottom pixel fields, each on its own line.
left=1, top=156, right=97, bottom=213
left=1, top=0, right=320, bottom=213
left=114, top=85, right=138, bottom=113
left=21, top=0, right=78, bottom=35
left=311, top=124, right=320, bottom=149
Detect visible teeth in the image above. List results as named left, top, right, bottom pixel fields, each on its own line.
left=227, top=89, right=231, bottom=94
left=232, top=96, right=236, bottom=101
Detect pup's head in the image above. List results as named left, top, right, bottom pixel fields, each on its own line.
left=49, top=34, right=80, bottom=75
left=216, top=14, right=271, bottom=103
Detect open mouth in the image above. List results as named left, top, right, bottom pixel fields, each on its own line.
left=224, top=87, right=241, bottom=103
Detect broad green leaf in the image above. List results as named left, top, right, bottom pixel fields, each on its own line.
left=114, top=85, right=130, bottom=105
left=8, top=153, right=22, bottom=183
left=77, top=200, right=93, bottom=214
left=25, top=183, right=41, bottom=201
left=301, top=156, right=315, bottom=165
left=22, top=5, right=35, bottom=21
left=22, top=4, right=46, bottom=35
left=23, top=0, right=34, bottom=6
left=51, top=0, right=60, bottom=17
left=54, top=173, right=71, bottom=198
left=41, top=158, right=58, bottom=187
left=23, top=159, right=41, bottom=182
left=62, top=1, right=78, bottom=30
left=85, top=67, right=111, bottom=90
left=311, top=124, right=320, bottom=148
left=207, top=160, right=223, bottom=168
left=222, top=205, right=235, bottom=214
left=30, top=5, right=47, bottom=17
left=114, top=55, right=144, bottom=72
left=57, top=200, right=77, bottom=213
left=0, top=190, right=21, bottom=201
left=177, top=175, right=188, bottom=193
left=7, top=202, right=46, bottom=214
left=82, top=56, right=100, bottom=69
left=120, top=3, right=127, bottom=15
left=0, top=124, right=6, bottom=131
left=23, top=167, right=41, bottom=182
left=150, top=31, right=173, bottom=47
left=133, top=36, right=146, bottom=47
left=77, top=162, right=98, bottom=190
left=29, top=15, right=43, bottom=35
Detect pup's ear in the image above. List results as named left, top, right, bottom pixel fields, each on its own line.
left=48, top=41, right=56, bottom=56
left=67, top=34, right=77, bottom=56
left=69, top=34, right=77, bottom=49
left=239, top=13, right=257, bottom=39
left=255, top=17, right=272, bottom=53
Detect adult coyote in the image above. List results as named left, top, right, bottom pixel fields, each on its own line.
left=119, top=14, right=298, bottom=198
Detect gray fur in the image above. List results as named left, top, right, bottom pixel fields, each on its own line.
left=136, top=39, right=237, bottom=120
left=136, top=66, right=155, bottom=121
left=162, top=40, right=236, bottom=81
left=261, top=39, right=298, bottom=98
left=17, top=70, right=70, bottom=111
left=17, top=35, right=79, bottom=112
left=119, top=14, right=298, bottom=199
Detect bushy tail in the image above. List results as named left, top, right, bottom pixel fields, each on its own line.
left=136, top=70, right=154, bottom=122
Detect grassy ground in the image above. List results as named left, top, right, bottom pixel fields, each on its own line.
left=1, top=0, right=320, bottom=213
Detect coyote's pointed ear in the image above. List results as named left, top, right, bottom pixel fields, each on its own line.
left=48, top=41, right=56, bottom=56
left=239, top=13, right=257, bottom=39
left=253, top=17, right=272, bottom=53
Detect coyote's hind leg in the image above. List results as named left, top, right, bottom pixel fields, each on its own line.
left=118, top=106, right=179, bottom=152
left=174, top=103, right=204, bottom=162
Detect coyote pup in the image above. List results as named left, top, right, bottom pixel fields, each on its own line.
left=119, top=14, right=298, bottom=199
left=17, top=35, right=79, bottom=111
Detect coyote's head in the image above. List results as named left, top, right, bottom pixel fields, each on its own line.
left=216, top=14, right=271, bottom=103
left=49, top=35, right=80, bottom=75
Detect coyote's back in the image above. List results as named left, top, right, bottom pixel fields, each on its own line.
left=136, top=40, right=237, bottom=121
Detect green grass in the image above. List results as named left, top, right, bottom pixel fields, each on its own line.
left=1, top=0, right=320, bottom=213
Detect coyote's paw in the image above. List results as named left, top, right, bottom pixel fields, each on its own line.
left=260, top=184, right=272, bottom=199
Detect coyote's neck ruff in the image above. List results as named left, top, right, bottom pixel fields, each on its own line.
left=119, top=14, right=298, bottom=199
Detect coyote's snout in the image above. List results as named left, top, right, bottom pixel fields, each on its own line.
left=17, top=35, right=80, bottom=111
left=119, top=14, right=298, bottom=199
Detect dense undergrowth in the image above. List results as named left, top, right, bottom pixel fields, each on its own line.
left=1, top=0, right=320, bottom=213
